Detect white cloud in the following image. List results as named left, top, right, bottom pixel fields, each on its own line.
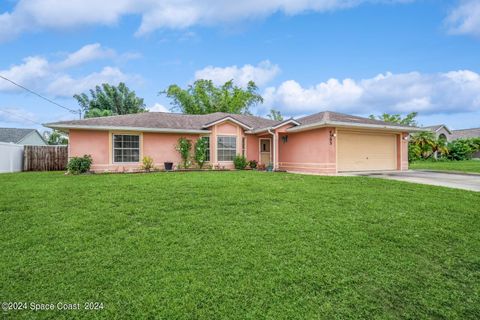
left=148, top=103, right=170, bottom=112
left=0, top=0, right=411, bottom=41
left=0, top=44, right=137, bottom=97
left=0, top=56, right=50, bottom=92
left=194, top=60, right=280, bottom=87
left=47, top=67, right=130, bottom=97
left=56, top=43, right=116, bottom=69
left=263, top=70, right=480, bottom=116
left=446, top=0, right=480, bottom=36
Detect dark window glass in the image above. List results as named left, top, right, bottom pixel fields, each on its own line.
left=202, top=136, right=210, bottom=162
left=113, top=134, right=140, bottom=163
left=217, top=136, right=236, bottom=161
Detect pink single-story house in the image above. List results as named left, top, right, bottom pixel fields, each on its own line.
left=45, top=111, right=422, bottom=174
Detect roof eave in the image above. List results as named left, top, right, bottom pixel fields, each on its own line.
left=245, top=119, right=301, bottom=134
left=44, top=124, right=211, bottom=134
left=287, top=121, right=426, bottom=133
left=201, top=116, right=253, bottom=130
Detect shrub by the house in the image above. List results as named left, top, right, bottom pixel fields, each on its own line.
left=446, top=138, right=480, bottom=160
left=141, top=156, right=155, bottom=171
left=194, top=138, right=208, bottom=169
left=233, top=155, right=248, bottom=170
left=176, top=137, right=192, bottom=169
left=67, top=155, right=92, bottom=174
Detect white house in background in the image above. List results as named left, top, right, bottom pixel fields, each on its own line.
left=0, top=128, right=47, bottom=146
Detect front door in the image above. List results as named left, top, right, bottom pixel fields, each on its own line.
left=260, top=139, right=271, bottom=165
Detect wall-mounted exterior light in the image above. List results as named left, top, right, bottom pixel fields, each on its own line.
left=282, top=135, right=288, bottom=143
left=329, top=130, right=336, bottom=145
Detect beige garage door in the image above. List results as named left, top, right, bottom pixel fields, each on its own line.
left=337, top=131, right=397, bottom=172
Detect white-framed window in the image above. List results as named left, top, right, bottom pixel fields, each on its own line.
left=242, top=137, right=246, bottom=156
left=202, top=136, right=210, bottom=162
left=113, top=134, right=140, bottom=163
left=217, top=136, right=236, bottom=161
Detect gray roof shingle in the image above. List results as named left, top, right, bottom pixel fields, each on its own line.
left=451, top=128, right=480, bottom=140
left=46, top=110, right=419, bottom=133
left=46, top=112, right=280, bottom=131
left=0, top=127, right=37, bottom=143
left=296, top=111, right=413, bottom=128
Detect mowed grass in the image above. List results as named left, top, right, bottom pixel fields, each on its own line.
left=0, top=171, right=479, bottom=319
left=411, top=160, right=480, bottom=174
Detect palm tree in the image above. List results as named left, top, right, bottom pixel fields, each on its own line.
left=409, top=131, right=437, bottom=159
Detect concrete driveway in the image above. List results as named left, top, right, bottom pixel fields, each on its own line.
left=344, top=170, right=480, bottom=192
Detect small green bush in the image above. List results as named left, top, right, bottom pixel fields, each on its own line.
left=248, top=160, right=258, bottom=169
left=176, top=137, right=192, bottom=168
left=233, top=155, right=248, bottom=170
left=141, top=156, right=155, bottom=171
left=194, top=137, right=208, bottom=169
left=67, top=155, right=92, bottom=174
left=446, top=139, right=476, bottom=160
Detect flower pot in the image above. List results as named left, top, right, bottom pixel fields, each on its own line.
left=164, top=162, right=173, bottom=171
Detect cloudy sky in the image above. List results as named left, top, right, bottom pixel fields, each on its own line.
left=0, top=0, right=479, bottom=131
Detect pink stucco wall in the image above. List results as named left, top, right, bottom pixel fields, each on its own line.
left=278, top=127, right=337, bottom=174
left=208, top=120, right=246, bottom=169
left=69, top=130, right=110, bottom=171
left=143, top=132, right=200, bottom=166
left=69, top=129, right=203, bottom=172
left=246, top=135, right=259, bottom=162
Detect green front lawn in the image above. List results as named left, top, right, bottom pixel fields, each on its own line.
left=1, top=171, right=479, bottom=319
left=410, top=160, right=480, bottom=174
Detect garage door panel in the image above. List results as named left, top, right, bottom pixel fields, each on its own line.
left=338, top=131, right=397, bottom=172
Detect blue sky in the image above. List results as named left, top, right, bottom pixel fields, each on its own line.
left=1, top=0, right=479, bottom=132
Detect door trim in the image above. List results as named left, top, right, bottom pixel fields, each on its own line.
left=259, top=138, right=272, bottom=165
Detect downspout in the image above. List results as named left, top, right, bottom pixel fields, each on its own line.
left=267, top=128, right=276, bottom=171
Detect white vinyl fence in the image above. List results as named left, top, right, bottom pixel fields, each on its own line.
left=0, top=142, right=24, bottom=173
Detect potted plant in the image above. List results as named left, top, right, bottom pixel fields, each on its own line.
left=164, top=162, right=173, bottom=171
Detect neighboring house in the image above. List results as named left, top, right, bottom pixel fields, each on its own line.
left=424, top=124, right=452, bottom=142
left=451, top=127, right=480, bottom=158
left=0, top=127, right=47, bottom=146
left=426, top=124, right=480, bottom=158
left=45, top=111, right=422, bottom=174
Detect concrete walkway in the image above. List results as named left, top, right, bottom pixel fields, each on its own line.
left=343, top=170, right=480, bottom=192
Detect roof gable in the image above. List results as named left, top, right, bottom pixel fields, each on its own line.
left=0, top=127, right=38, bottom=143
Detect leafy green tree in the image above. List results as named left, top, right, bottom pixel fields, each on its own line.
left=161, top=79, right=263, bottom=114
left=44, top=130, right=68, bottom=145
left=194, top=137, right=208, bottom=169
left=74, top=83, right=146, bottom=118
left=267, top=109, right=283, bottom=121
left=369, top=112, right=418, bottom=126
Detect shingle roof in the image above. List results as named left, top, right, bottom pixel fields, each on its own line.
left=45, top=110, right=420, bottom=133
left=296, top=111, right=414, bottom=128
left=0, top=127, right=37, bottom=143
left=46, top=112, right=280, bottom=131
left=423, top=124, right=451, bottom=134
left=424, top=125, right=443, bottom=131
left=451, top=128, right=480, bottom=140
